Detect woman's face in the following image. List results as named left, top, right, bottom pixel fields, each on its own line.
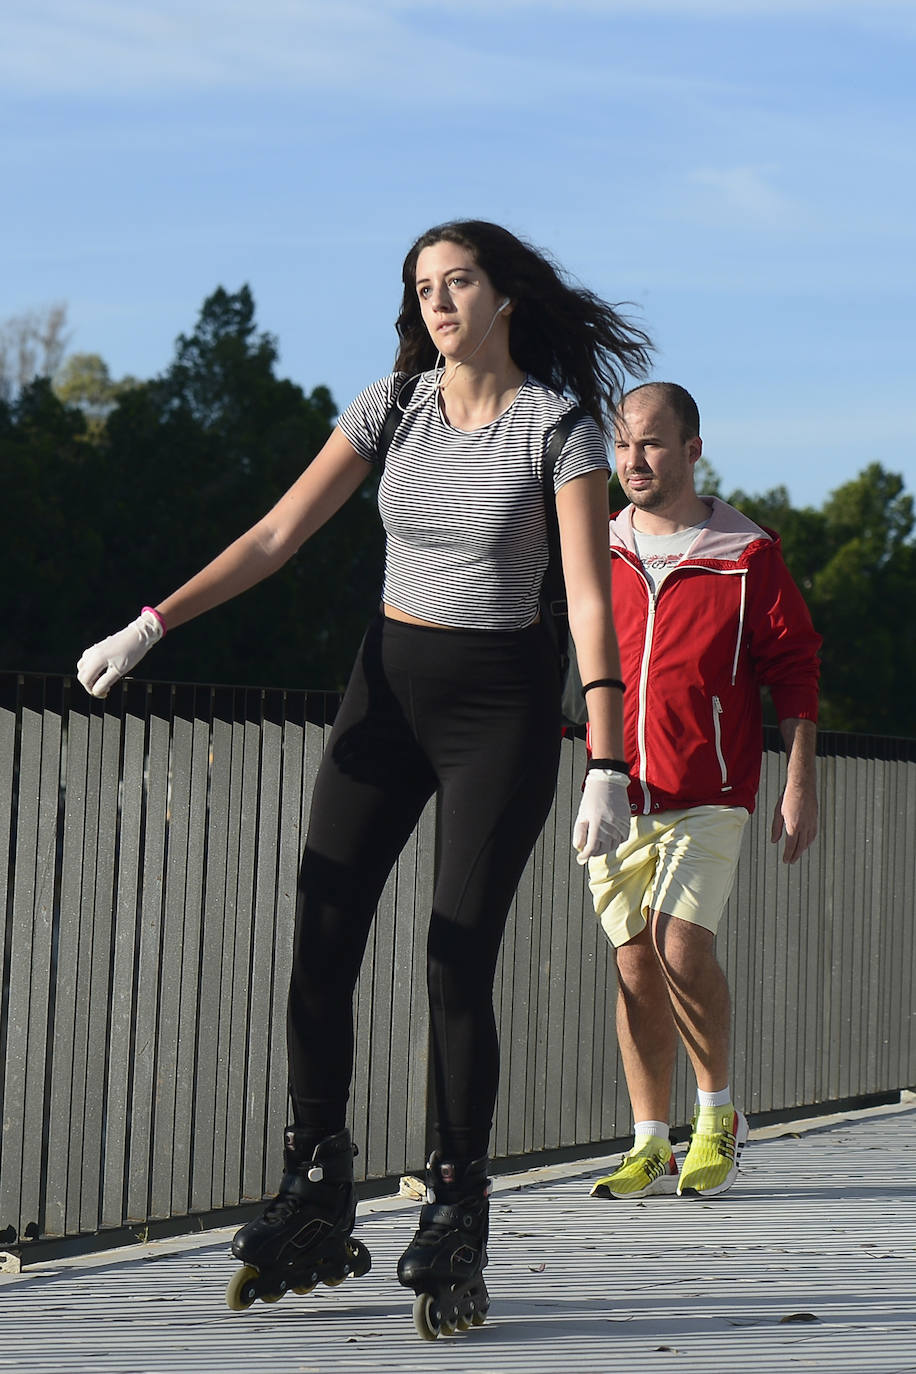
left=414, top=240, right=509, bottom=363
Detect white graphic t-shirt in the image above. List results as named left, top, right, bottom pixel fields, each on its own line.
left=631, top=518, right=710, bottom=594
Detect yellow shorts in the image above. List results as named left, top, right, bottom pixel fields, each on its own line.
left=587, top=804, right=750, bottom=948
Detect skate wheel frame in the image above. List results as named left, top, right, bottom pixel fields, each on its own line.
left=226, top=1236, right=372, bottom=1313
left=411, top=1288, right=488, bottom=1340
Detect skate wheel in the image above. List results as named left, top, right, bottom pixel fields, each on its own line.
left=413, top=1292, right=441, bottom=1341
left=456, top=1311, right=472, bottom=1332
left=440, top=1308, right=458, bottom=1337
left=260, top=1290, right=283, bottom=1304
left=471, top=1306, right=487, bottom=1327
left=323, top=1274, right=347, bottom=1288
left=292, top=1283, right=316, bottom=1296
left=225, top=1265, right=260, bottom=1312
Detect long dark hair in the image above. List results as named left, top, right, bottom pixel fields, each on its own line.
left=395, top=220, right=653, bottom=438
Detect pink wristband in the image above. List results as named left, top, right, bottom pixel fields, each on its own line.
left=142, top=606, right=167, bottom=635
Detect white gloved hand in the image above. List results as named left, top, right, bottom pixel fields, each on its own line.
left=573, top=768, right=631, bottom=864
left=77, top=609, right=165, bottom=698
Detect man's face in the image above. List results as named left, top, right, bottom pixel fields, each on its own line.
left=614, top=395, right=700, bottom=514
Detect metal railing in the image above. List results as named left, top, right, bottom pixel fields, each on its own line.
left=1, top=671, right=914, bottom=1257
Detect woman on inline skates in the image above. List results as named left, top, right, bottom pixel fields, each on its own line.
left=77, top=218, right=652, bottom=1338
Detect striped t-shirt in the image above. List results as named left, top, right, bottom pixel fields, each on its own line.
left=337, top=371, right=610, bottom=631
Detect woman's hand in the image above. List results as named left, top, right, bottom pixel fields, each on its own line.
left=77, top=608, right=164, bottom=698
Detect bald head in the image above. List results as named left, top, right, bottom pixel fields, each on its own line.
left=619, top=383, right=700, bottom=444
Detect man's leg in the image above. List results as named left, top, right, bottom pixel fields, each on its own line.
left=588, top=824, right=681, bottom=1198
left=649, top=912, right=731, bottom=1093
left=590, top=922, right=681, bottom=1199
left=648, top=910, right=747, bottom=1196
left=614, top=924, right=679, bottom=1122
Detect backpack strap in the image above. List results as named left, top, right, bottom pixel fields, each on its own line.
left=541, top=404, right=586, bottom=624
left=541, top=405, right=592, bottom=728
left=376, top=374, right=422, bottom=472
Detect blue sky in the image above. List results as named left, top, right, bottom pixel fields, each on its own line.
left=3, top=0, right=914, bottom=508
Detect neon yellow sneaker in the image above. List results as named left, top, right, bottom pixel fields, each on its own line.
left=677, top=1106, right=748, bottom=1197
left=590, top=1137, right=678, bottom=1199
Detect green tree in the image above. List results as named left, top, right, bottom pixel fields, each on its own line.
left=85, top=286, right=383, bottom=689
left=806, top=466, right=914, bottom=735
left=0, top=379, right=107, bottom=671
left=53, top=352, right=139, bottom=437
left=694, top=455, right=722, bottom=497
left=2, top=286, right=386, bottom=689
left=732, top=465, right=916, bottom=736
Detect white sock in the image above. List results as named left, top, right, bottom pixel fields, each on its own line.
left=697, top=1086, right=732, bottom=1110
left=633, top=1120, right=670, bottom=1147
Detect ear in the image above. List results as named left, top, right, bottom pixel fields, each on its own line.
left=687, top=435, right=703, bottom=465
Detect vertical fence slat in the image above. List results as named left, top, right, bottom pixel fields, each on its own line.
left=196, top=687, right=234, bottom=1211
left=262, top=695, right=302, bottom=1187
left=0, top=679, right=18, bottom=1233
left=81, top=705, right=122, bottom=1234
left=5, top=681, right=60, bottom=1245
left=128, top=685, right=171, bottom=1222
left=243, top=691, right=284, bottom=1183
left=46, top=697, right=87, bottom=1237
left=236, top=693, right=264, bottom=1203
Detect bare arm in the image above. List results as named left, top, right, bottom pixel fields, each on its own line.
left=156, top=427, right=371, bottom=629
left=555, top=469, right=624, bottom=761
left=770, top=717, right=818, bottom=864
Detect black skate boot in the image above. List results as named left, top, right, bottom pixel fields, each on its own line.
left=397, top=1152, right=491, bottom=1340
left=225, top=1127, right=371, bottom=1311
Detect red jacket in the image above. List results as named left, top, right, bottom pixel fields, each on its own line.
left=606, top=498, right=821, bottom=816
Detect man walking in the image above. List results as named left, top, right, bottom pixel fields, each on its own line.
left=588, top=382, right=820, bottom=1200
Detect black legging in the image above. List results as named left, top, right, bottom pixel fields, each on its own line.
left=287, top=612, right=562, bottom=1161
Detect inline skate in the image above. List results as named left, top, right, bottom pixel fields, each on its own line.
left=225, top=1126, right=371, bottom=1311
left=397, top=1152, right=491, bottom=1340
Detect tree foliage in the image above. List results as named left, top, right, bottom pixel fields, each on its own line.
left=1, top=286, right=383, bottom=690
left=54, top=352, right=140, bottom=436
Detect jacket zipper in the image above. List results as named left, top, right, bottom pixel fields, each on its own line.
left=624, top=559, right=747, bottom=811
left=636, top=589, right=656, bottom=814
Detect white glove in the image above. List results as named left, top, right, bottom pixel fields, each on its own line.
left=77, top=608, right=165, bottom=698
left=573, top=769, right=631, bottom=864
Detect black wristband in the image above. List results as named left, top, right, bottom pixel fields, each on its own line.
left=581, top=678, right=625, bottom=694
left=587, top=757, right=630, bottom=774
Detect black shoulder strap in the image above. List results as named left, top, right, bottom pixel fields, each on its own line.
left=541, top=405, right=591, bottom=728
left=541, top=404, right=587, bottom=616
left=376, top=374, right=421, bottom=472
left=544, top=404, right=587, bottom=483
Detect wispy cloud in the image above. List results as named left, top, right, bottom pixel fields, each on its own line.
left=3, top=0, right=913, bottom=96
left=1, top=1, right=405, bottom=94
left=685, top=166, right=808, bottom=230
left=445, top=0, right=915, bottom=9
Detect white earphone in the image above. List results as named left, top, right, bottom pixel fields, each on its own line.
left=496, top=298, right=511, bottom=313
